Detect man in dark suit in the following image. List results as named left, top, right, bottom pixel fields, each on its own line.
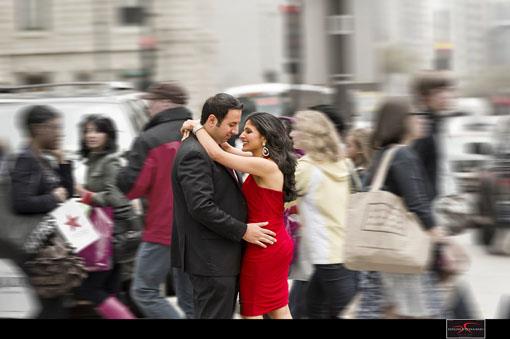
left=171, top=93, right=276, bottom=319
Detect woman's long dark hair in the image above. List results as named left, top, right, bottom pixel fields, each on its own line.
left=371, top=98, right=411, bottom=149
left=79, top=114, right=118, bottom=158
left=245, top=112, right=297, bottom=202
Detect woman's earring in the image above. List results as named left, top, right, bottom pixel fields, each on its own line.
left=262, top=144, right=270, bottom=157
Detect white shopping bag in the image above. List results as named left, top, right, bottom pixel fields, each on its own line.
left=51, top=200, right=100, bottom=252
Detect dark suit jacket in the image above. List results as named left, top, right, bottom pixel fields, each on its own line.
left=171, top=136, right=247, bottom=276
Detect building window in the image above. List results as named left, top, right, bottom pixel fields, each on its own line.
left=17, top=73, right=52, bottom=85
left=75, top=72, right=92, bottom=82
left=118, top=0, right=145, bottom=26
left=16, top=0, right=52, bottom=31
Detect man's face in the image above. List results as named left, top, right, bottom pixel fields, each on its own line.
left=207, top=109, right=242, bottom=144
left=426, top=87, right=454, bottom=113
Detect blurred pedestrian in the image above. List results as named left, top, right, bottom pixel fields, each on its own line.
left=278, top=115, right=308, bottom=319
left=290, top=110, right=356, bottom=319
left=74, top=114, right=137, bottom=319
left=363, top=98, right=444, bottom=318
left=10, top=105, right=74, bottom=318
left=345, top=128, right=373, bottom=187
left=116, top=82, right=193, bottom=319
left=412, top=73, right=480, bottom=319
left=178, top=103, right=294, bottom=319
left=411, top=71, right=455, bottom=198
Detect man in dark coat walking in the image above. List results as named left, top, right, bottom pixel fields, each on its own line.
left=117, top=82, right=192, bottom=318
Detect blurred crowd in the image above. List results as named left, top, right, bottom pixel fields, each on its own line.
left=0, top=71, right=508, bottom=319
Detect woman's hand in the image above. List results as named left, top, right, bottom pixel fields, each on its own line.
left=75, top=183, right=86, bottom=197
left=427, top=226, right=447, bottom=242
left=180, top=119, right=199, bottom=135
left=52, top=187, right=68, bottom=203
left=181, top=119, right=201, bottom=141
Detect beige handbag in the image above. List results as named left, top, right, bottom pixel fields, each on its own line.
left=344, top=145, right=433, bottom=274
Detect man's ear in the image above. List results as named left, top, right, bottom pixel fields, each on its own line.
left=206, top=114, right=217, bottom=127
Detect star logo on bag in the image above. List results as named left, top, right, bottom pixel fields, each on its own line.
left=65, top=215, right=81, bottom=231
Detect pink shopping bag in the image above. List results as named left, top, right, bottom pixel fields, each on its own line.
left=78, top=207, right=114, bottom=272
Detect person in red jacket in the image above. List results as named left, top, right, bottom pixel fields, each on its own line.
left=116, top=82, right=192, bottom=318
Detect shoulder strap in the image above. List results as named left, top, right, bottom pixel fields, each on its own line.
left=346, top=159, right=362, bottom=192
left=369, top=145, right=405, bottom=192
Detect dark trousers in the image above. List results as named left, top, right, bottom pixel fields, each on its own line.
left=37, top=296, right=69, bottom=319
left=74, top=264, right=121, bottom=305
left=449, top=283, right=477, bottom=319
left=289, top=280, right=309, bottom=319
left=306, top=264, right=356, bottom=319
left=189, top=274, right=238, bottom=319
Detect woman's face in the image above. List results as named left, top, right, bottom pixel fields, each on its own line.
left=289, top=125, right=306, bottom=151
left=84, top=122, right=108, bottom=152
left=405, top=115, right=426, bottom=142
left=345, top=135, right=359, bottom=160
left=239, top=120, right=265, bottom=153
left=37, top=118, right=63, bottom=150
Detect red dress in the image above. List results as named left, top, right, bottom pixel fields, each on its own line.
left=239, top=175, right=294, bottom=316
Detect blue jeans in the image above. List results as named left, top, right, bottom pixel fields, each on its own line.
left=130, top=242, right=181, bottom=319
left=172, top=268, right=195, bottom=319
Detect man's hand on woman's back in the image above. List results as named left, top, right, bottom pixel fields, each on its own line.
left=243, top=222, right=276, bottom=248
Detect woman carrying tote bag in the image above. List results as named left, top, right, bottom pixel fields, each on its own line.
left=362, top=99, right=444, bottom=318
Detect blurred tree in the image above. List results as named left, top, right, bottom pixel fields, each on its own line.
left=378, top=43, right=422, bottom=75
left=377, top=43, right=422, bottom=96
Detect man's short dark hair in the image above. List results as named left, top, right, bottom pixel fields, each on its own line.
left=141, top=82, right=188, bottom=105
left=200, top=93, right=243, bottom=125
left=412, top=72, right=454, bottom=98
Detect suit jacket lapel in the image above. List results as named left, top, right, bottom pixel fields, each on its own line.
left=221, top=165, right=242, bottom=189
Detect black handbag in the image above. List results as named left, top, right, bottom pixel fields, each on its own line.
left=113, top=215, right=142, bottom=264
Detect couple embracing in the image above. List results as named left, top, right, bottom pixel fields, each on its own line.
left=172, top=93, right=296, bottom=319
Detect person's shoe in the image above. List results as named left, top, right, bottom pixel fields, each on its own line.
left=96, top=296, right=136, bottom=319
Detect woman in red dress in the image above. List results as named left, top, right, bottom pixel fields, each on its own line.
left=182, top=112, right=297, bottom=319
